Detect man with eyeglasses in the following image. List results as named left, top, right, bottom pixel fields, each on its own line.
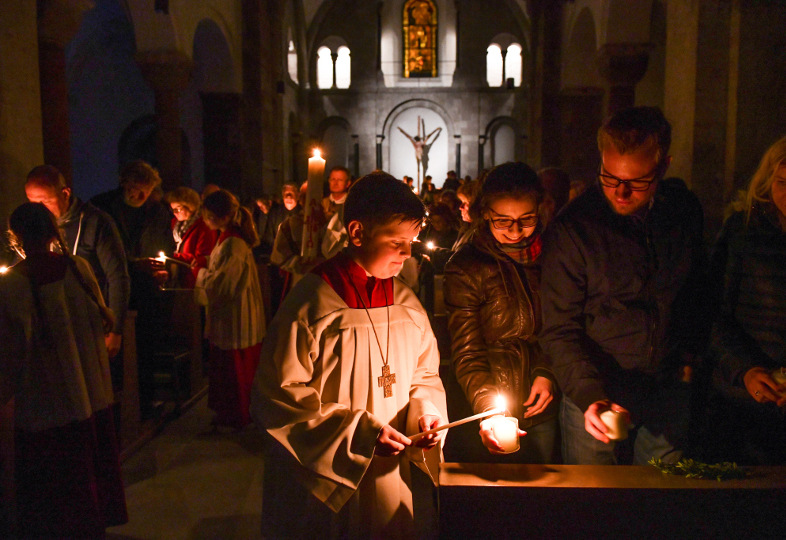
left=539, top=106, right=708, bottom=465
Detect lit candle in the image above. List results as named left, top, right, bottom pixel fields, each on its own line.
left=489, top=415, right=520, bottom=453
left=600, top=409, right=629, bottom=440
left=426, top=241, right=435, bottom=250
left=0, top=265, right=8, bottom=274
left=156, top=251, right=190, bottom=267
left=410, top=395, right=507, bottom=442
left=301, top=148, right=326, bottom=260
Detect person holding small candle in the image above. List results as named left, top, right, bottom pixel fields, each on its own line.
left=196, top=189, right=265, bottom=429
left=707, top=135, right=786, bottom=465
left=164, top=187, right=218, bottom=288
left=0, top=203, right=127, bottom=536
left=539, top=107, right=708, bottom=465
left=250, top=172, right=447, bottom=539
left=444, top=162, right=559, bottom=463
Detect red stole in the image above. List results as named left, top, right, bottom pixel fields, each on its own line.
left=311, top=251, right=394, bottom=308
left=217, top=227, right=243, bottom=245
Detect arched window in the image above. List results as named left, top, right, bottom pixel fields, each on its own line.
left=486, top=38, right=523, bottom=88
left=317, top=46, right=333, bottom=89
left=403, top=0, right=437, bottom=78
left=316, top=41, right=352, bottom=90
left=505, top=43, right=522, bottom=87
left=486, top=44, right=503, bottom=87
left=335, top=46, right=351, bottom=89
left=287, top=39, right=298, bottom=84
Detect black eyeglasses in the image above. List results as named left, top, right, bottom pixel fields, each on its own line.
left=598, top=161, right=664, bottom=191
left=488, top=214, right=538, bottom=230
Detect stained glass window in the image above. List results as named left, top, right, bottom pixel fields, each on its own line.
left=403, top=0, right=437, bottom=78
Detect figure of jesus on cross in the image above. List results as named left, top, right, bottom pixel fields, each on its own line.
left=398, top=116, right=441, bottom=193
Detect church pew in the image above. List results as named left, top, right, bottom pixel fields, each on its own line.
left=438, top=462, right=786, bottom=538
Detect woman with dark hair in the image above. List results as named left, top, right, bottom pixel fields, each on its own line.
left=444, top=162, right=559, bottom=463
left=0, top=202, right=127, bottom=537
left=196, top=189, right=266, bottom=429
left=165, top=186, right=218, bottom=288
left=708, top=135, right=786, bottom=464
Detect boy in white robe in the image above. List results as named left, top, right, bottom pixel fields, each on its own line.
left=250, top=172, right=448, bottom=539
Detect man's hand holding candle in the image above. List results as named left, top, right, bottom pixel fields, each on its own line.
left=585, top=400, right=630, bottom=444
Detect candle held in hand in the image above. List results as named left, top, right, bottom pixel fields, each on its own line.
left=600, top=409, right=628, bottom=440
left=489, top=416, right=520, bottom=454
left=410, top=395, right=509, bottom=442
left=301, top=149, right=326, bottom=260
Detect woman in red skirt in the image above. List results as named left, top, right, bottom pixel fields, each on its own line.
left=196, top=189, right=266, bottom=429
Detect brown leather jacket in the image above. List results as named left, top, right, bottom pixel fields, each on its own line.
left=443, top=227, right=558, bottom=428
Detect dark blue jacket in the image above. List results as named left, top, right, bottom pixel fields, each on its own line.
left=538, top=181, right=708, bottom=412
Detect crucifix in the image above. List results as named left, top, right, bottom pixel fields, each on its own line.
left=378, top=364, right=396, bottom=398
left=398, top=116, right=442, bottom=193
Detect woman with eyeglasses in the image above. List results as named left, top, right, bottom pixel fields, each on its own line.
left=165, top=187, right=218, bottom=288
left=443, top=162, right=559, bottom=463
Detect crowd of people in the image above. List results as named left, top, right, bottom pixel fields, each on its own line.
left=1, top=105, right=785, bottom=537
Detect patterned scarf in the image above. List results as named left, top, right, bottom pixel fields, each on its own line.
left=496, top=223, right=543, bottom=265
left=173, top=212, right=199, bottom=247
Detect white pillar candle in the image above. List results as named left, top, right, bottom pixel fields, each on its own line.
left=600, top=410, right=628, bottom=441
left=301, top=148, right=326, bottom=260
left=490, top=416, right=520, bottom=454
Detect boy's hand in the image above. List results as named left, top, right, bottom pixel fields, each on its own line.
left=375, top=425, right=411, bottom=457
left=413, top=414, right=443, bottom=449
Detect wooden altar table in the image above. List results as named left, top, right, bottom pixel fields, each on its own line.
left=438, top=462, right=786, bottom=538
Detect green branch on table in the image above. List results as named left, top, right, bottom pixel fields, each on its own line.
left=648, top=457, right=747, bottom=481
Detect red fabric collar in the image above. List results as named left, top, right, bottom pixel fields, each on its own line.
left=217, top=228, right=243, bottom=245
left=312, top=251, right=394, bottom=308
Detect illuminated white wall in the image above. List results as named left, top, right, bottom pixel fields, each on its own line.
left=388, top=107, right=448, bottom=189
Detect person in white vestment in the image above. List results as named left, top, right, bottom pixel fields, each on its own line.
left=196, top=189, right=266, bottom=429
left=251, top=172, right=448, bottom=539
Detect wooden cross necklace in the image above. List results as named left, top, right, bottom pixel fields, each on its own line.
left=348, top=273, right=396, bottom=398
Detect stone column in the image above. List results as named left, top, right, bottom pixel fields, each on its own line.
left=0, top=2, right=44, bottom=226
left=595, top=43, right=650, bottom=116
left=37, top=0, right=94, bottom=183
left=136, top=49, right=192, bottom=191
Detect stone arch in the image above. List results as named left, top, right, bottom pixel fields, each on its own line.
left=186, top=17, right=238, bottom=191
left=563, top=6, right=601, bottom=90
left=484, top=116, right=520, bottom=167
left=118, top=114, right=191, bottom=186
left=383, top=99, right=455, bottom=188
left=67, top=0, right=155, bottom=199
left=122, top=0, right=178, bottom=51
left=317, top=116, right=353, bottom=177
left=193, top=18, right=235, bottom=93
left=601, top=0, right=653, bottom=44
left=379, top=0, right=457, bottom=87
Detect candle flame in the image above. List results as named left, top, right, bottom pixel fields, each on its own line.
left=312, top=148, right=322, bottom=159
left=0, top=265, right=8, bottom=274
left=158, top=251, right=166, bottom=258
left=494, top=394, right=507, bottom=412
left=426, top=241, right=435, bottom=250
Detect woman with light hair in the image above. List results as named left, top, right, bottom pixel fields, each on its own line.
left=708, top=135, right=786, bottom=464
left=165, top=186, right=217, bottom=288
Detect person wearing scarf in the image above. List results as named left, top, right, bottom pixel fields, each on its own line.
left=165, top=187, right=218, bottom=288
left=444, top=162, right=559, bottom=463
